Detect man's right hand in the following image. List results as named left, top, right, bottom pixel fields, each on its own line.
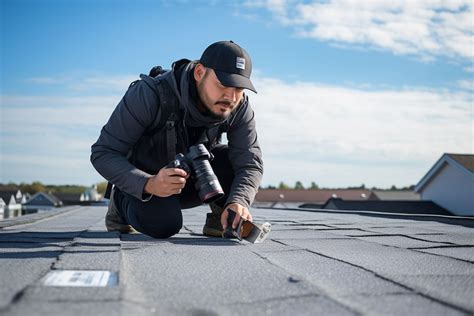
left=144, top=167, right=188, bottom=197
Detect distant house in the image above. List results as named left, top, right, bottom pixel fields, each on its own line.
left=254, top=189, right=372, bottom=208
left=83, top=185, right=101, bottom=201
left=53, top=193, right=84, bottom=205
left=0, top=190, right=24, bottom=219
left=22, top=192, right=63, bottom=213
left=322, top=198, right=452, bottom=216
left=415, top=153, right=474, bottom=216
left=51, top=185, right=104, bottom=206
left=368, top=190, right=420, bottom=201
left=0, top=198, right=5, bottom=219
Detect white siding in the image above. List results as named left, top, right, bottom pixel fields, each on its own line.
left=420, top=163, right=474, bottom=216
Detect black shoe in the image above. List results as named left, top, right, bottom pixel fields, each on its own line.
left=202, top=203, right=224, bottom=237
left=202, top=213, right=224, bottom=237
left=105, top=189, right=137, bottom=234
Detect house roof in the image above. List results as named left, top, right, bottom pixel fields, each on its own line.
left=23, top=192, right=62, bottom=206
left=255, top=189, right=372, bottom=203
left=0, top=205, right=473, bottom=314
left=415, top=153, right=474, bottom=192
left=369, top=190, right=420, bottom=201
left=0, top=192, right=16, bottom=205
left=53, top=193, right=82, bottom=203
left=322, top=198, right=453, bottom=216
left=447, top=154, right=474, bottom=173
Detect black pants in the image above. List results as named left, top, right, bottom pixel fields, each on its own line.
left=114, top=145, right=234, bottom=239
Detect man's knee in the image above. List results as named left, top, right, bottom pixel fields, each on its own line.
left=145, top=223, right=182, bottom=239
left=124, top=195, right=183, bottom=239
left=133, top=215, right=183, bottom=239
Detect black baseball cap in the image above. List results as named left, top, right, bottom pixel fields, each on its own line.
left=199, top=41, right=257, bottom=93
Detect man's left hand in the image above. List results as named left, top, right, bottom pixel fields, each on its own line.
left=221, top=203, right=253, bottom=230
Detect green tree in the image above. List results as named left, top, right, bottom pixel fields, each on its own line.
left=96, top=181, right=108, bottom=195
left=294, top=181, right=305, bottom=189
left=278, top=182, right=290, bottom=189
left=310, top=182, right=319, bottom=189
left=22, top=181, right=46, bottom=194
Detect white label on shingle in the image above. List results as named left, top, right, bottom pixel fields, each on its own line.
left=42, top=270, right=112, bottom=287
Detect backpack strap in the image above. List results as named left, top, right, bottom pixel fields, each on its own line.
left=105, top=73, right=181, bottom=200
left=139, top=74, right=181, bottom=162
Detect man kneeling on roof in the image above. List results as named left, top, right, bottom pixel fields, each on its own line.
left=90, top=41, right=263, bottom=238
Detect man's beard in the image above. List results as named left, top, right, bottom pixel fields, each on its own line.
left=201, top=100, right=233, bottom=120
left=206, top=108, right=228, bottom=120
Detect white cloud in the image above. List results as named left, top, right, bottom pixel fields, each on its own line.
left=457, top=80, right=474, bottom=91
left=1, top=75, right=472, bottom=188
left=250, top=75, right=473, bottom=188
left=0, top=94, right=120, bottom=185
left=25, top=75, right=138, bottom=93
left=1, top=95, right=117, bottom=127
left=248, top=0, right=474, bottom=62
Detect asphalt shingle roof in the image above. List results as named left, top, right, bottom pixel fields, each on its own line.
left=0, top=205, right=473, bottom=315
left=447, top=154, right=474, bottom=173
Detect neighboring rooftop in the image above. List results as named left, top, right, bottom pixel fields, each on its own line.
left=447, top=154, right=474, bottom=173
left=321, top=198, right=453, bottom=216
left=415, top=153, right=474, bottom=216
left=0, top=206, right=473, bottom=315
left=368, top=190, right=420, bottom=201
left=255, top=189, right=372, bottom=203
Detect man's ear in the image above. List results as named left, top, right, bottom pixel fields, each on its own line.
left=194, top=63, right=206, bottom=82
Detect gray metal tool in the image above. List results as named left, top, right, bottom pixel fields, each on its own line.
left=223, top=208, right=271, bottom=243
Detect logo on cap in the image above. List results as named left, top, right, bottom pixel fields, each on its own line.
left=236, top=57, right=246, bottom=70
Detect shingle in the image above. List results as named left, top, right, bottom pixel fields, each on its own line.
left=336, top=293, right=466, bottom=316
left=413, top=246, right=474, bottom=262
left=403, top=233, right=474, bottom=245
left=266, top=229, right=353, bottom=240
left=260, top=249, right=408, bottom=296
left=1, top=205, right=473, bottom=315
left=21, top=285, right=121, bottom=303
left=275, top=238, right=474, bottom=276
left=3, top=301, right=132, bottom=316
left=393, top=275, right=474, bottom=311
left=213, top=294, right=357, bottom=316
left=120, top=240, right=322, bottom=308
left=0, top=257, right=58, bottom=309
left=52, top=244, right=120, bottom=271
left=354, top=235, right=450, bottom=248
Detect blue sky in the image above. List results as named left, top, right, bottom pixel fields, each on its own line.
left=1, top=0, right=473, bottom=189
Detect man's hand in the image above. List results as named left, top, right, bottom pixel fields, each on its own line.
left=144, top=167, right=188, bottom=197
left=221, top=203, right=253, bottom=230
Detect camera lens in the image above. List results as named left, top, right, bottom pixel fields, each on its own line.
left=191, top=158, right=224, bottom=203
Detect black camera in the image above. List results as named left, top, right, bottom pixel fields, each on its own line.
left=167, top=144, right=224, bottom=203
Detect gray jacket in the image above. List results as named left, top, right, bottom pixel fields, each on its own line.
left=90, top=60, right=263, bottom=208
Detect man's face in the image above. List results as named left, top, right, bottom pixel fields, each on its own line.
left=194, top=64, right=244, bottom=119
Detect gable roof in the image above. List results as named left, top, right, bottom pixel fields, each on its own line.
left=255, top=189, right=372, bottom=203
left=24, top=192, right=63, bottom=207
left=415, top=153, right=474, bottom=193
left=448, top=154, right=474, bottom=172
left=0, top=192, right=19, bottom=205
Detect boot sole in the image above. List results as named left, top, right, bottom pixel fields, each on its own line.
left=202, top=226, right=223, bottom=237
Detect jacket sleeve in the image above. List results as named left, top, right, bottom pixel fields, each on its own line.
left=90, top=80, right=160, bottom=200
left=225, top=97, right=264, bottom=209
